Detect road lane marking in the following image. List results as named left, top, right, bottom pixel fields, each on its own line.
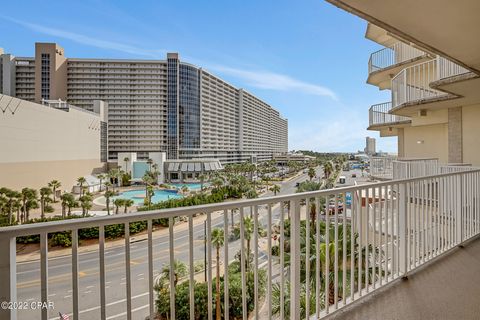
left=47, top=291, right=149, bottom=320
left=106, top=304, right=149, bottom=320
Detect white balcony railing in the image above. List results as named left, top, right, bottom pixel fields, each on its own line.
left=368, top=42, right=426, bottom=74
left=392, top=57, right=472, bottom=109
left=437, top=57, right=471, bottom=80
left=370, top=155, right=397, bottom=180
left=391, top=59, right=447, bottom=108
left=2, top=170, right=480, bottom=320
left=369, top=102, right=411, bottom=127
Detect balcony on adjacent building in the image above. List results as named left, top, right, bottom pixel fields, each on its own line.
left=367, top=42, right=429, bottom=89
left=368, top=101, right=411, bottom=129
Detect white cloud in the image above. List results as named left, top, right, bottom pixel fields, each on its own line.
left=1, top=16, right=166, bottom=58
left=209, top=65, right=338, bottom=100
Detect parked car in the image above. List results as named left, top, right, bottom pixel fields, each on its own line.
left=351, top=173, right=357, bottom=178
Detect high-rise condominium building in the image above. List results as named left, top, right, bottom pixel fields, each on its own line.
left=0, top=43, right=288, bottom=163
left=364, top=136, right=376, bottom=155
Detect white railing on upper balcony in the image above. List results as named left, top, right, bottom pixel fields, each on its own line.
left=369, top=102, right=411, bottom=127
left=437, top=57, right=471, bottom=80
left=2, top=170, right=480, bottom=320
left=391, top=59, right=447, bottom=108
left=368, top=42, right=426, bottom=74
left=392, top=57, right=473, bottom=109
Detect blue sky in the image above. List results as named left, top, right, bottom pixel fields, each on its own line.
left=0, top=0, right=395, bottom=153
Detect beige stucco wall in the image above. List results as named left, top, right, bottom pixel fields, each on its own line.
left=34, top=43, right=67, bottom=103
left=462, top=104, right=480, bottom=166
left=403, top=123, right=448, bottom=162
left=0, top=160, right=104, bottom=191
left=0, top=95, right=104, bottom=190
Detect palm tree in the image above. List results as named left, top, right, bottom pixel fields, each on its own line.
left=60, top=193, right=77, bottom=218
left=97, top=174, right=106, bottom=192
left=123, top=199, right=134, bottom=213
left=20, top=188, right=38, bottom=223
left=157, top=260, right=188, bottom=288
left=123, top=157, right=130, bottom=172
left=113, top=198, right=124, bottom=214
left=181, top=185, right=189, bottom=194
left=211, top=228, right=225, bottom=320
left=79, top=193, right=93, bottom=217
left=212, top=177, right=224, bottom=190
left=39, top=187, right=53, bottom=219
left=323, top=162, right=333, bottom=179
left=142, top=173, right=155, bottom=198
left=104, top=190, right=114, bottom=215
left=48, top=180, right=61, bottom=202
left=308, top=167, right=316, bottom=181
left=107, top=169, right=120, bottom=192
left=77, top=177, right=87, bottom=196
left=199, top=174, right=206, bottom=191
left=0, top=188, right=21, bottom=225
left=271, top=184, right=281, bottom=196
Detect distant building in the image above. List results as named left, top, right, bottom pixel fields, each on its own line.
left=1, top=43, right=288, bottom=163
left=364, top=137, right=376, bottom=155
left=272, top=153, right=316, bottom=165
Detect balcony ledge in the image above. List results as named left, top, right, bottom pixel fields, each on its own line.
left=367, top=119, right=411, bottom=131
left=391, top=94, right=459, bottom=116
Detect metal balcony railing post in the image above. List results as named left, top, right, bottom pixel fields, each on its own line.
left=398, top=182, right=408, bottom=275
left=0, top=236, right=16, bottom=320
left=456, top=174, right=463, bottom=244
left=290, top=199, right=301, bottom=320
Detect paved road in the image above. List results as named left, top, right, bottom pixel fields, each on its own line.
left=16, top=168, right=317, bottom=320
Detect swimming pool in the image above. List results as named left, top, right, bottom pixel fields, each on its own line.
left=113, top=189, right=183, bottom=205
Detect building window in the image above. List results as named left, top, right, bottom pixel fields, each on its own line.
left=41, top=53, right=51, bottom=100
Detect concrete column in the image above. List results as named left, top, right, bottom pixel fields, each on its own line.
left=448, top=107, right=463, bottom=164
left=397, top=128, right=405, bottom=158
left=0, top=236, right=17, bottom=320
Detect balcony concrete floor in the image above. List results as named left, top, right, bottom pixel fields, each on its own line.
left=326, top=237, right=480, bottom=320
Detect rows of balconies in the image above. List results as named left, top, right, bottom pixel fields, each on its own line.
left=368, top=41, right=472, bottom=129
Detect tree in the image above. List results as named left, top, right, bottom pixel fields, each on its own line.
left=211, top=228, right=225, bottom=320
left=0, top=188, right=21, bottom=225
left=77, top=177, right=87, bottom=196
left=39, top=187, right=53, bottom=219
left=60, top=193, right=77, bottom=218
left=156, top=260, right=188, bottom=288
left=323, top=162, right=333, bottom=179
left=108, top=169, right=121, bottom=191
left=104, top=190, right=114, bottom=215
left=270, top=184, right=281, bottom=196
left=181, top=185, right=189, bottom=194
left=212, top=177, right=224, bottom=190
left=97, top=174, right=106, bottom=192
left=199, top=174, right=206, bottom=191
left=308, top=167, right=316, bottom=181
left=79, top=193, right=93, bottom=217
left=20, top=188, right=38, bottom=222
left=123, top=199, right=134, bottom=213
left=123, top=157, right=130, bottom=172
left=113, top=198, right=124, bottom=214
left=48, top=180, right=61, bottom=202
